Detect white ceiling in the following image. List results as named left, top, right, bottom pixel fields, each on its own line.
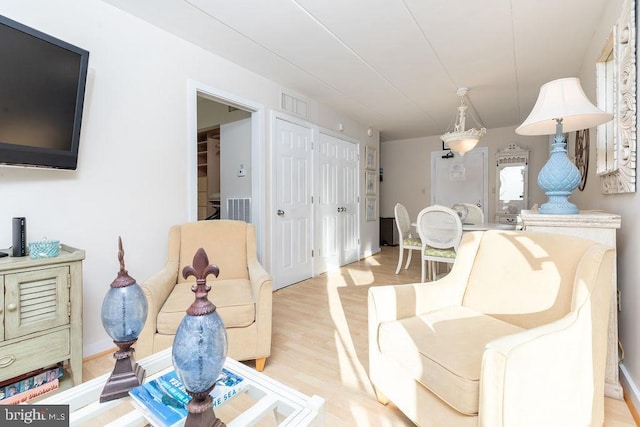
left=102, top=0, right=613, bottom=141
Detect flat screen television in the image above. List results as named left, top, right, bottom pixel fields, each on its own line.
left=0, top=15, right=89, bottom=170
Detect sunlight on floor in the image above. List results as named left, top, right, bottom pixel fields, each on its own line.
left=325, top=272, right=381, bottom=423
left=345, top=268, right=375, bottom=286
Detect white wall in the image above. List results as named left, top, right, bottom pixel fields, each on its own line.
left=571, top=0, right=640, bottom=408
left=220, top=118, right=251, bottom=218
left=0, top=0, right=377, bottom=357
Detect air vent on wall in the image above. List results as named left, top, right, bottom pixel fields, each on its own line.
left=227, top=197, right=251, bottom=223
left=281, top=91, right=309, bottom=118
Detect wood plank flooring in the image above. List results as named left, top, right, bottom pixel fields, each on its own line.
left=83, top=246, right=636, bottom=426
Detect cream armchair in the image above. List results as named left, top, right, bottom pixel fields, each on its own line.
left=137, top=220, right=272, bottom=371
left=369, top=230, right=614, bottom=426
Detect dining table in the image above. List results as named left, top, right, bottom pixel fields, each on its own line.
left=461, top=222, right=515, bottom=231
left=411, top=222, right=515, bottom=231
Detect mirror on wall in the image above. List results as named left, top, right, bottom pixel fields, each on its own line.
left=596, top=0, right=636, bottom=194
left=495, top=143, right=529, bottom=225
left=499, top=165, right=526, bottom=201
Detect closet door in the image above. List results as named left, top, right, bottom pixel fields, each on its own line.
left=339, top=139, right=359, bottom=265
left=315, top=133, right=359, bottom=274
left=273, top=118, right=314, bottom=289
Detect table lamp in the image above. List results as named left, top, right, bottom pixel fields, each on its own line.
left=516, top=77, right=613, bottom=214
left=100, top=237, right=148, bottom=402
left=172, top=248, right=228, bottom=427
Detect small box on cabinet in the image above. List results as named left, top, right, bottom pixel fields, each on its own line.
left=28, top=240, right=60, bottom=259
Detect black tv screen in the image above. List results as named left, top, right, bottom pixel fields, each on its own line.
left=0, top=15, right=89, bottom=170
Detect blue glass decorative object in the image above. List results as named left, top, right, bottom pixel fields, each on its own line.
left=102, top=282, right=148, bottom=342
left=100, top=237, right=148, bottom=402
left=172, top=248, right=227, bottom=427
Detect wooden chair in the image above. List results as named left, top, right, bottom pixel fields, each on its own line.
left=394, top=203, right=422, bottom=274
left=452, top=203, right=484, bottom=224
left=416, top=205, right=463, bottom=282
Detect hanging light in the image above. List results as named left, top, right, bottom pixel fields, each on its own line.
left=441, top=88, right=486, bottom=156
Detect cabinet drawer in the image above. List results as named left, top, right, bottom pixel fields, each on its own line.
left=5, top=266, right=70, bottom=340
left=0, top=329, right=70, bottom=382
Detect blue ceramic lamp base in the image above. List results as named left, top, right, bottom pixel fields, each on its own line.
left=537, top=130, right=581, bottom=215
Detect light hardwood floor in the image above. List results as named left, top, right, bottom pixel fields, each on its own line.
left=84, top=246, right=636, bottom=426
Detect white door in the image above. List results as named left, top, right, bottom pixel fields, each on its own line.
left=430, top=148, right=489, bottom=218
left=338, top=138, right=359, bottom=265
left=315, top=133, right=359, bottom=274
left=274, top=118, right=314, bottom=289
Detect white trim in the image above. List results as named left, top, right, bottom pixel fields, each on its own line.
left=186, top=80, right=266, bottom=261
left=83, top=337, right=114, bottom=358
left=621, top=363, right=640, bottom=413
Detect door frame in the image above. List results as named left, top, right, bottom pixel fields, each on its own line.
left=187, top=80, right=266, bottom=260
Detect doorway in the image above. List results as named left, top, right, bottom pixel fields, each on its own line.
left=188, top=80, right=266, bottom=261
left=430, top=148, right=489, bottom=218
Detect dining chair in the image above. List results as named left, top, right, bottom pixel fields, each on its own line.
left=394, top=203, right=421, bottom=274
left=452, top=203, right=484, bottom=224
left=416, top=205, right=463, bottom=282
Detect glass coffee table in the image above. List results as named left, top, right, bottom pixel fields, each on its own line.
left=40, top=348, right=325, bottom=426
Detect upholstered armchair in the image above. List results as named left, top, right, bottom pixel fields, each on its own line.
left=136, top=220, right=272, bottom=371
left=369, top=230, right=614, bottom=426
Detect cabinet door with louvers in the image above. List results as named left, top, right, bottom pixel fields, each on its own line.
left=4, top=266, right=70, bottom=340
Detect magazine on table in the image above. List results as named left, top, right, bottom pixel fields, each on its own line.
left=129, top=367, right=247, bottom=427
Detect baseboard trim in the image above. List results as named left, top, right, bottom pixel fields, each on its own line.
left=361, top=248, right=381, bottom=258
left=83, top=337, right=117, bottom=359
left=82, top=347, right=117, bottom=363
left=620, top=363, right=640, bottom=425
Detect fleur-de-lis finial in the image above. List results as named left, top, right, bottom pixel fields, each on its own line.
left=111, top=236, right=135, bottom=288
left=182, top=248, right=220, bottom=316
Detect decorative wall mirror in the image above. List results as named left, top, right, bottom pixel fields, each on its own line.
left=495, top=143, right=529, bottom=225
left=596, top=0, right=636, bottom=194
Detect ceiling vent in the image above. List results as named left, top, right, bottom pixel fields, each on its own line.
left=281, top=91, right=308, bottom=119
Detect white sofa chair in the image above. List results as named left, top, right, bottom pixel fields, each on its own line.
left=369, top=230, right=614, bottom=426
left=137, top=220, right=272, bottom=371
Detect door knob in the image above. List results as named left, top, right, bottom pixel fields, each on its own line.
left=277, top=210, right=285, bottom=216
left=7, top=303, right=16, bottom=312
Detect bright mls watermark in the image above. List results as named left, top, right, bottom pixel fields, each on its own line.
left=0, top=405, right=68, bottom=426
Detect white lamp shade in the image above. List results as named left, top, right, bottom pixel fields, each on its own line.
left=447, top=137, right=480, bottom=155
left=516, top=77, right=613, bottom=135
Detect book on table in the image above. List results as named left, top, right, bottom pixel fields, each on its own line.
left=129, top=367, right=247, bottom=427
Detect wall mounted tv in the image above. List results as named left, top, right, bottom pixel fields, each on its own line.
left=0, top=15, right=89, bottom=170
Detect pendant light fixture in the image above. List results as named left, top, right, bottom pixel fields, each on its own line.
left=441, top=88, right=486, bottom=156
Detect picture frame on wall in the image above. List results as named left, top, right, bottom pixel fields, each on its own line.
left=365, top=146, right=377, bottom=170
left=366, top=197, right=376, bottom=222
left=365, top=170, right=376, bottom=195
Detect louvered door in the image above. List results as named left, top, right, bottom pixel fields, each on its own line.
left=4, top=266, right=70, bottom=340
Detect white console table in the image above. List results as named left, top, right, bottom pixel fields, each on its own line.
left=519, top=209, right=623, bottom=399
